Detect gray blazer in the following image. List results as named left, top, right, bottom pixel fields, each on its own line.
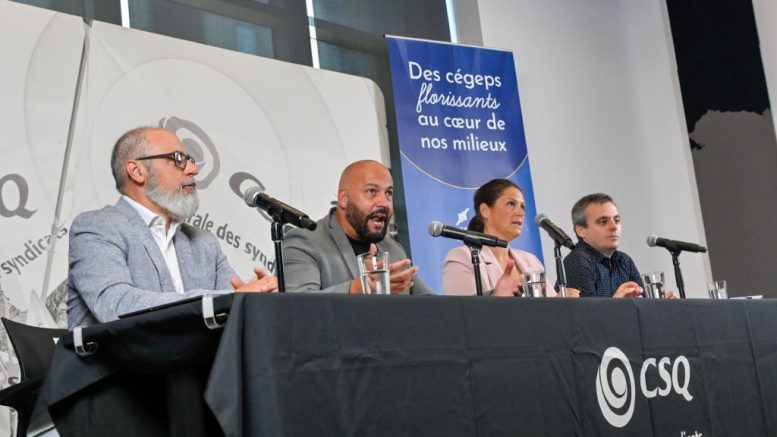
left=283, top=209, right=433, bottom=295
left=67, top=197, right=235, bottom=328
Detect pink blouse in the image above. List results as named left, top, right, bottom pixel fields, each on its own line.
left=442, top=245, right=556, bottom=296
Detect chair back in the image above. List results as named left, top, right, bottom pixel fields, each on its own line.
left=1, top=318, right=67, bottom=380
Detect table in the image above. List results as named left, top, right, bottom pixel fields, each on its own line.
left=37, top=294, right=777, bottom=436
left=35, top=294, right=234, bottom=437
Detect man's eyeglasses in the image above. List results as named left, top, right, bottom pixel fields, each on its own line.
left=135, top=151, right=196, bottom=170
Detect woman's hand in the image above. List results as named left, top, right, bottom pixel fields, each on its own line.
left=492, top=259, right=521, bottom=297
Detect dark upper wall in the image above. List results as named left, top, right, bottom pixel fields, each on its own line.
left=666, top=0, right=777, bottom=297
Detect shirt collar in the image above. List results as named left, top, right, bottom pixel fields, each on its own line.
left=122, top=195, right=181, bottom=235
left=577, top=239, right=622, bottom=263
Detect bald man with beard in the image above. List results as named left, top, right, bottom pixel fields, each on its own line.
left=283, top=160, right=432, bottom=295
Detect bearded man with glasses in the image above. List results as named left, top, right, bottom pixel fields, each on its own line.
left=67, top=127, right=277, bottom=328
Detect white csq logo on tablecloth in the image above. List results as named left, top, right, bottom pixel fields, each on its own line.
left=596, top=346, right=694, bottom=428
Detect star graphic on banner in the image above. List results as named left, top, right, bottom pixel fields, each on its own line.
left=456, top=208, right=469, bottom=227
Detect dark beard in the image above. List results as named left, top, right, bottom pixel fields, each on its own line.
left=345, top=203, right=389, bottom=243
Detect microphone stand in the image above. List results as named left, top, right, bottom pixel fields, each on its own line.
left=466, top=241, right=485, bottom=296
left=554, top=242, right=568, bottom=298
left=270, top=219, right=286, bottom=293
left=670, top=249, right=686, bottom=299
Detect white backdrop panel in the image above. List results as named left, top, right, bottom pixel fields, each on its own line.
left=476, top=0, right=711, bottom=297
left=0, top=2, right=85, bottom=432
left=0, top=2, right=83, bottom=324
left=62, top=20, right=387, bottom=281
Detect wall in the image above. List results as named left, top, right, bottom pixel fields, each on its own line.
left=466, top=0, right=711, bottom=296
left=754, top=0, right=777, bottom=137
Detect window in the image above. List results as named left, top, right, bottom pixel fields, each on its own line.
left=127, top=0, right=311, bottom=65
left=12, top=0, right=122, bottom=24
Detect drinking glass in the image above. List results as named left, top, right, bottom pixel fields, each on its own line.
left=707, top=280, right=728, bottom=299
left=357, top=251, right=390, bottom=295
left=521, top=271, right=546, bottom=297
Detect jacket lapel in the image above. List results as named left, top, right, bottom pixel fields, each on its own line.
left=115, top=198, right=176, bottom=292
left=326, top=211, right=360, bottom=279
left=480, top=246, right=500, bottom=291
left=173, top=229, right=196, bottom=290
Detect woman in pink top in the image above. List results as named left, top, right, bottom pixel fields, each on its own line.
left=442, top=179, right=579, bottom=297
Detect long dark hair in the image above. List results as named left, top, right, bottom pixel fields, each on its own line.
left=468, top=179, right=522, bottom=232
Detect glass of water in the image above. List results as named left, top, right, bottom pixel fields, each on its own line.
left=641, top=271, right=665, bottom=299
left=707, top=280, right=728, bottom=299
left=521, top=271, right=546, bottom=297
left=357, top=251, right=390, bottom=295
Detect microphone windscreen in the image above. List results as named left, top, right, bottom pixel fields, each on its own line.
left=646, top=234, right=658, bottom=247
left=428, top=221, right=444, bottom=237
left=243, top=186, right=263, bottom=206
left=535, top=213, right=548, bottom=226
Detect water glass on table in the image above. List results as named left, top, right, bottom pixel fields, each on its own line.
left=521, top=271, right=546, bottom=297
left=641, top=271, right=665, bottom=298
left=357, top=251, right=390, bottom=295
left=707, top=280, right=728, bottom=299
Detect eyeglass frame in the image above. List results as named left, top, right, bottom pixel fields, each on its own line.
left=134, top=151, right=196, bottom=170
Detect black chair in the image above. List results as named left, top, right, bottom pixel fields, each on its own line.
left=0, top=317, right=66, bottom=437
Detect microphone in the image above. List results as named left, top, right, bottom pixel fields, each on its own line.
left=243, top=187, right=317, bottom=231
left=428, top=221, right=507, bottom=248
left=535, top=214, right=575, bottom=249
left=647, top=235, right=706, bottom=253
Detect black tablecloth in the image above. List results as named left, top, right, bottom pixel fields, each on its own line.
left=206, top=295, right=777, bottom=436
left=36, top=294, right=777, bottom=436
left=35, top=294, right=234, bottom=437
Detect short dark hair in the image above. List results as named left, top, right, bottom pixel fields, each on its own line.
left=468, top=179, right=522, bottom=232
left=571, top=193, right=615, bottom=237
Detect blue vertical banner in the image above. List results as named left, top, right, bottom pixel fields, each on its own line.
left=387, top=36, right=543, bottom=294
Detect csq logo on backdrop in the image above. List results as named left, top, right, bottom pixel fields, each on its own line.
left=0, top=174, right=36, bottom=219
left=3, top=116, right=271, bottom=223
left=158, top=116, right=272, bottom=223
left=596, top=346, right=694, bottom=428
left=159, top=116, right=220, bottom=190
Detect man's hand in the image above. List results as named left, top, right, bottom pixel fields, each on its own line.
left=231, top=267, right=278, bottom=293
left=492, top=259, right=519, bottom=297
left=349, top=243, right=419, bottom=294
left=350, top=260, right=418, bottom=294
left=348, top=277, right=364, bottom=294
left=663, top=290, right=677, bottom=299
left=613, top=281, right=643, bottom=298
left=561, top=287, right=580, bottom=298
left=388, top=258, right=418, bottom=293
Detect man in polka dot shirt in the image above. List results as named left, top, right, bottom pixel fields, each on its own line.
left=562, top=193, right=668, bottom=298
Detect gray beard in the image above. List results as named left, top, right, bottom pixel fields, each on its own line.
left=146, top=172, right=199, bottom=222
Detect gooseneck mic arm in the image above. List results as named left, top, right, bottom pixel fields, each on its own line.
left=244, top=187, right=317, bottom=231
left=535, top=214, right=575, bottom=250
left=535, top=214, right=574, bottom=297
left=428, top=221, right=507, bottom=248
left=429, top=221, right=498, bottom=295
left=647, top=234, right=706, bottom=253
left=647, top=235, right=706, bottom=299
left=244, top=187, right=317, bottom=293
